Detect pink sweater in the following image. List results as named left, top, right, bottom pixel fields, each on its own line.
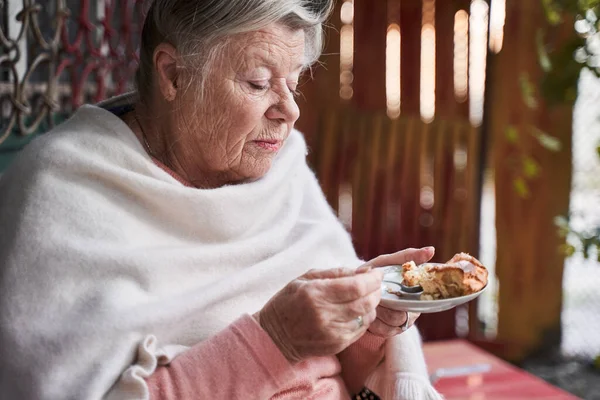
left=143, top=159, right=386, bottom=399
left=146, top=315, right=386, bottom=399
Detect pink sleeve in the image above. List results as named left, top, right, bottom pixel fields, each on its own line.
left=337, top=332, right=386, bottom=395
left=147, top=315, right=297, bottom=399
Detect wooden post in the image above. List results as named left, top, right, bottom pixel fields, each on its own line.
left=487, top=0, right=574, bottom=361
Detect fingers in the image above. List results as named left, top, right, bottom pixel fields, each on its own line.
left=405, top=311, right=421, bottom=328
left=342, top=288, right=382, bottom=319
left=367, top=319, right=404, bottom=338
left=368, top=309, right=422, bottom=338
left=302, top=267, right=357, bottom=280
left=317, top=268, right=384, bottom=303
left=374, top=305, right=409, bottom=327
left=345, top=308, right=378, bottom=343
left=364, top=247, right=435, bottom=269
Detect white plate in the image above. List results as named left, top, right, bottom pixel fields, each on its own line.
left=380, top=266, right=487, bottom=313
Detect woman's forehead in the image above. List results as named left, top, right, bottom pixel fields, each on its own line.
left=226, top=25, right=306, bottom=72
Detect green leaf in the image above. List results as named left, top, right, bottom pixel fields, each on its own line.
left=542, top=0, right=564, bottom=25
left=505, top=126, right=519, bottom=144
left=596, top=144, right=600, bottom=158
left=559, top=243, right=577, bottom=257
left=514, top=177, right=530, bottom=198
left=531, top=128, right=563, bottom=152
left=537, top=30, right=553, bottom=72
left=520, top=74, right=539, bottom=109
left=523, top=156, right=541, bottom=179
left=579, top=0, right=600, bottom=12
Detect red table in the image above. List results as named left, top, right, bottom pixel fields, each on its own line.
left=423, top=340, right=581, bottom=400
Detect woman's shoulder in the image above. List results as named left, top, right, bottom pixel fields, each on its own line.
left=3, top=104, right=143, bottom=180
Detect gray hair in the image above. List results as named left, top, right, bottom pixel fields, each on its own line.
left=136, top=0, right=334, bottom=101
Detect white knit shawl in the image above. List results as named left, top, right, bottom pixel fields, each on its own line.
left=0, top=100, right=442, bottom=400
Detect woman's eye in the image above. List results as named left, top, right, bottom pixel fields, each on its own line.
left=249, top=82, right=269, bottom=91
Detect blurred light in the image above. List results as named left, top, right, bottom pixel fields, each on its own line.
left=338, top=184, right=353, bottom=229
left=456, top=305, right=469, bottom=337
left=340, top=24, right=354, bottom=68
left=574, top=47, right=589, bottom=64
left=386, top=24, right=401, bottom=119
left=419, top=213, right=434, bottom=227
left=469, top=0, right=489, bottom=126
left=454, top=10, right=469, bottom=102
left=420, top=24, right=436, bottom=123
left=420, top=0, right=436, bottom=123
left=340, top=70, right=354, bottom=85
left=454, top=148, right=468, bottom=170
left=340, top=86, right=354, bottom=100
left=467, top=374, right=484, bottom=388
left=455, top=187, right=468, bottom=201
left=420, top=186, right=435, bottom=209
left=489, top=0, right=506, bottom=53
left=340, top=3, right=354, bottom=101
left=575, top=18, right=593, bottom=35
left=469, top=393, right=486, bottom=400
left=340, top=1, right=354, bottom=25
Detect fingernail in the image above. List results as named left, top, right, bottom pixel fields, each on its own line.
left=423, top=246, right=435, bottom=253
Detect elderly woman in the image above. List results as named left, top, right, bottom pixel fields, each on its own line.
left=0, top=1, right=443, bottom=399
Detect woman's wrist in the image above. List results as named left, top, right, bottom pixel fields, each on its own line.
left=253, top=309, right=301, bottom=364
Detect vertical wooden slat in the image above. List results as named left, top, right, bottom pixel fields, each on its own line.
left=351, top=115, right=369, bottom=257
left=431, top=121, right=450, bottom=260
left=318, top=111, right=340, bottom=208
left=295, top=0, right=342, bottom=141
left=392, top=118, right=410, bottom=251
left=465, top=124, right=481, bottom=254
left=412, top=122, right=430, bottom=244
left=353, top=1, right=387, bottom=111
left=435, top=0, right=458, bottom=119
left=363, top=114, right=384, bottom=258
left=398, top=117, right=419, bottom=248
left=381, top=117, right=401, bottom=255
left=400, top=0, right=422, bottom=116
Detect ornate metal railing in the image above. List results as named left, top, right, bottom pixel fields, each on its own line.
left=0, top=0, right=145, bottom=145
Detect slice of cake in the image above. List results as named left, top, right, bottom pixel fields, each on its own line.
left=401, top=253, right=488, bottom=300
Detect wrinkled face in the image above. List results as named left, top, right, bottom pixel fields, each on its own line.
left=168, top=23, right=305, bottom=187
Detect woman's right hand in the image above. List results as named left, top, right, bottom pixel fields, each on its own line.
left=255, top=267, right=384, bottom=363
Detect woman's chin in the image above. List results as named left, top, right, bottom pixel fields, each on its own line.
left=238, top=159, right=273, bottom=183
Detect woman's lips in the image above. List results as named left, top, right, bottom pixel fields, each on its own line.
left=253, top=139, right=281, bottom=151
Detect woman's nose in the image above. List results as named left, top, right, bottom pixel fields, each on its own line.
left=265, top=91, right=300, bottom=123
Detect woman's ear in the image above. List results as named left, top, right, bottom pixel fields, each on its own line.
left=153, top=43, right=179, bottom=101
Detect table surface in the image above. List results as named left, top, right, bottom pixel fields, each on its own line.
left=423, top=340, right=581, bottom=400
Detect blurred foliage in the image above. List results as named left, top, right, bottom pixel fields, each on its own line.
left=503, top=1, right=600, bottom=261
left=504, top=121, right=561, bottom=199
left=539, top=1, right=600, bottom=105
left=556, top=216, right=600, bottom=262
left=548, top=2, right=600, bottom=262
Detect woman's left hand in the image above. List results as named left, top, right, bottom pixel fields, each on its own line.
left=358, top=247, right=435, bottom=338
